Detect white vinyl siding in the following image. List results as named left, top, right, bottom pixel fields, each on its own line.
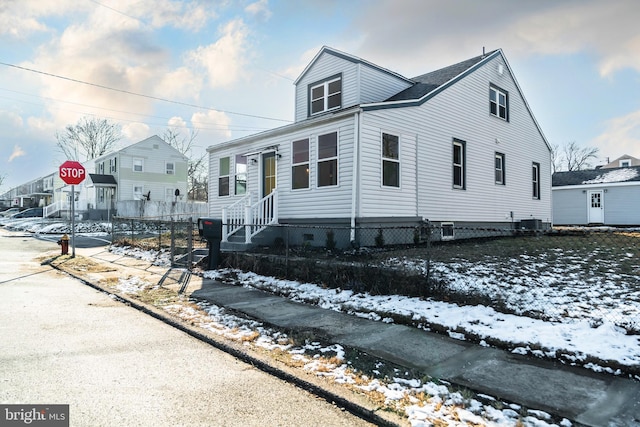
left=364, top=55, right=551, bottom=224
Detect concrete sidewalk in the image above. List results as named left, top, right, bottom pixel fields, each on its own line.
left=76, top=246, right=640, bottom=426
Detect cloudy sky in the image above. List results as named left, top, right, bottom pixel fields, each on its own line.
left=1, top=0, right=639, bottom=192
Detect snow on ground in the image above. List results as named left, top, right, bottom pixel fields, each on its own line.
left=2, top=218, right=636, bottom=425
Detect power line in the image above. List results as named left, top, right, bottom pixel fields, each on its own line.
left=0, top=61, right=292, bottom=123
left=0, top=87, right=273, bottom=132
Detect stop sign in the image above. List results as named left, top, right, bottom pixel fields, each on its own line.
left=59, top=160, right=86, bottom=185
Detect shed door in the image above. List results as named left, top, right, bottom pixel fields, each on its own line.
left=588, top=190, right=604, bottom=223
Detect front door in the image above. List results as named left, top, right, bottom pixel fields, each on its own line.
left=262, top=152, right=277, bottom=198
left=588, top=190, right=604, bottom=223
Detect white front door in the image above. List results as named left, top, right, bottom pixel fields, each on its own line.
left=588, top=190, right=604, bottom=223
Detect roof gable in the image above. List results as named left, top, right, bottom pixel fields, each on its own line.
left=293, top=46, right=412, bottom=86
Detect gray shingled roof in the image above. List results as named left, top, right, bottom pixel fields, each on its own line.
left=552, top=166, right=640, bottom=186
left=386, top=50, right=498, bottom=102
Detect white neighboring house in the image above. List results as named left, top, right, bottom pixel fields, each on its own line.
left=552, top=166, right=640, bottom=226
left=206, top=46, right=552, bottom=248
left=45, top=135, right=192, bottom=219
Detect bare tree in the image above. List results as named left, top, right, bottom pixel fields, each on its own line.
left=56, top=117, right=122, bottom=161
left=550, top=143, right=561, bottom=174
left=162, top=127, right=208, bottom=201
left=563, top=141, right=599, bottom=171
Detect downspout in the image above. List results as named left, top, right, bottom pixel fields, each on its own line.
left=350, top=110, right=361, bottom=244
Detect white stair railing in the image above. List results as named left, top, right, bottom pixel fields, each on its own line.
left=245, top=190, right=278, bottom=243
left=222, top=193, right=253, bottom=242
left=221, top=190, right=279, bottom=244
left=43, top=200, right=68, bottom=218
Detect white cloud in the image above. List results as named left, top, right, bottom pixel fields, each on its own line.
left=592, top=110, right=640, bottom=160
left=0, top=0, right=86, bottom=38
left=191, top=110, right=232, bottom=144
left=245, top=0, right=272, bottom=21
left=168, top=116, right=188, bottom=128
left=186, top=19, right=251, bottom=89
left=122, top=122, right=152, bottom=143
left=353, top=0, right=640, bottom=78
left=8, top=145, right=26, bottom=162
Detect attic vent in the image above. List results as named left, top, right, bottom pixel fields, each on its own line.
left=153, top=144, right=159, bottom=149
left=497, top=64, right=504, bottom=75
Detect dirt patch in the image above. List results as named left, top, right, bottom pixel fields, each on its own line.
left=45, top=254, right=117, bottom=274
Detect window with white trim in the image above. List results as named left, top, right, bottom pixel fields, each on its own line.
left=490, top=85, right=508, bottom=120
left=218, top=157, right=230, bottom=197
left=317, top=132, right=338, bottom=187
left=133, top=185, right=143, bottom=200
left=495, top=152, right=505, bottom=185
left=620, top=159, right=631, bottom=167
left=532, top=162, right=541, bottom=199
left=235, top=155, right=247, bottom=195
left=310, top=76, right=342, bottom=115
left=133, top=158, right=144, bottom=172
left=292, top=138, right=310, bottom=190
left=166, top=162, right=175, bottom=175
left=382, top=133, right=400, bottom=188
left=453, top=139, right=465, bottom=189
left=165, top=188, right=174, bottom=201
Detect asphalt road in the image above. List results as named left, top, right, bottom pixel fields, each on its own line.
left=0, top=229, right=373, bottom=426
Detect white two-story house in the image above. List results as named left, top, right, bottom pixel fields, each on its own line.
left=206, top=46, right=552, bottom=247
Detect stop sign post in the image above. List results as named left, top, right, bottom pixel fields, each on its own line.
left=59, top=161, right=86, bottom=257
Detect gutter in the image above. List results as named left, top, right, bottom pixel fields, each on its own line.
left=350, top=110, right=362, bottom=244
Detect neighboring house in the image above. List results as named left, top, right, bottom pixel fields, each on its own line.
left=43, top=135, right=194, bottom=219
left=206, top=46, right=552, bottom=248
left=552, top=166, right=640, bottom=226
left=599, top=154, right=640, bottom=169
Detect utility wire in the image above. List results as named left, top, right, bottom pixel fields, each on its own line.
left=0, top=61, right=292, bottom=123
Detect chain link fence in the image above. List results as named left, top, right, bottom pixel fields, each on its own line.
left=229, top=223, right=640, bottom=334
left=111, top=216, right=207, bottom=268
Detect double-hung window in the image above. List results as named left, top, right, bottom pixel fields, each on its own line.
left=218, top=157, right=230, bottom=197
left=532, top=162, right=541, bottom=199
left=453, top=139, right=465, bottom=189
left=317, top=132, right=338, bottom=187
left=495, top=152, right=505, bottom=185
left=166, top=162, right=175, bottom=175
left=310, top=76, right=342, bottom=115
left=133, top=158, right=144, bottom=172
left=382, top=133, right=400, bottom=188
left=235, top=155, right=247, bottom=195
left=490, top=85, right=508, bottom=120
left=292, top=139, right=310, bottom=190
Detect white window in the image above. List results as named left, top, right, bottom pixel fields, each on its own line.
left=382, top=133, right=400, bottom=188
left=317, top=132, right=338, bottom=187
left=235, top=155, right=247, bottom=195
left=292, top=139, right=310, bottom=190
left=166, top=162, right=175, bottom=175
left=619, top=159, right=631, bottom=167
left=165, top=188, right=174, bottom=201
left=495, top=152, right=505, bottom=185
left=110, top=158, right=117, bottom=173
left=218, top=157, right=230, bottom=197
left=453, top=140, right=465, bottom=189
left=532, top=162, right=540, bottom=200
left=133, top=185, right=144, bottom=200
left=490, top=86, right=508, bottom=120
left=310, top=76, right=342, bottom=115
left=133, top=158, right=144, bottom=173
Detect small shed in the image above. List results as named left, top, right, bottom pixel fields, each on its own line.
left=552, top=166, right=640, bottom=226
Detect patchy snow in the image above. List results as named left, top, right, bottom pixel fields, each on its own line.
left=582, top=168, right=639, bottom=184
left=116, top=271, right=573, bottom=427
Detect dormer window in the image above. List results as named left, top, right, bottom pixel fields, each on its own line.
left=310, top=75, right=341, bottom=115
